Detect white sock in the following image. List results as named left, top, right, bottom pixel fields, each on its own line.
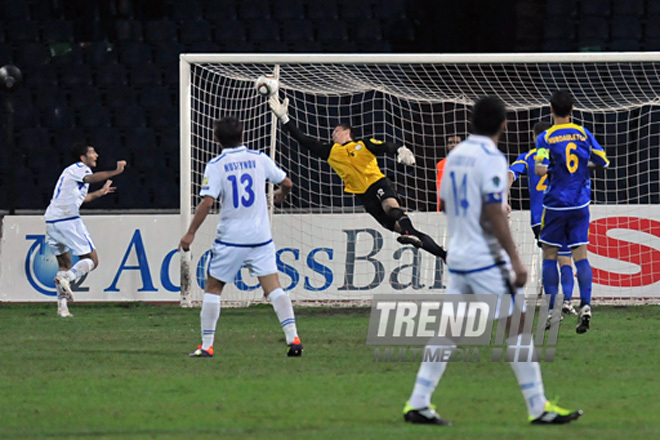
left=66, top=258, right=95, bottom=282
left=201, top=293, right=221, bottom=350
left=408, top=344, right=453, bottom=409
left=267, top=288, right=298, bottom=344
left=58, top=297, right=68, bottom=311
left=508, top=334, right=547, bottom=418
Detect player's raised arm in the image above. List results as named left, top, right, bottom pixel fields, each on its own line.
left=363, top=138, right=416, bottom=166
left=268, top=95, right=332, bottom=159
left=83, top=160, right=127, bottom=184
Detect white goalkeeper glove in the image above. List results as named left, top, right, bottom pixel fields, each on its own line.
left=268, top=95, right=290, bottom=124
left=397, top=145, right=416, bottom=166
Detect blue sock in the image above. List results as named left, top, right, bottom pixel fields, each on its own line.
left=560, top=265, right=574, bottom=302
left=575, top=259, right=593, bottom=308
left=542, top=260, right=559, bottom=311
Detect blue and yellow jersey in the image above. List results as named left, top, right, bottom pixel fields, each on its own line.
left=509, top=149, right=547, bottom=226
left=536, top=123, right=609, bottom=209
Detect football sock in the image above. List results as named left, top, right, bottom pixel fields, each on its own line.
left=388, top=208, right=446, bottom=259
left=388, top=207, right=411, bottom=232
left=560, top=265, right=574, bottom=302
left=200, top=293, right=221, bottom=350
left=66, top=258, right=95, bottom=282
left=268, top=288, right=298, bottom=344
left=508, top=335, right=547, bottom=419
left=542, top=259, right=559, bottom=311
left=408, top=344, right=453, bottom=409
left=575, top=259, right=593, bottom=308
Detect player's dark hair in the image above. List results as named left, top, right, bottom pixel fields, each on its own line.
left=470, top=96, right=507, bottom=136
left=550, top=90, right=573, bottom=117
left=214, top=116, right=243, bottom=148
left=337, top=122, right=355, bottom=139
left=533, top=121, right=552, bottom=137
left=71, top=141, right=91, bottom=162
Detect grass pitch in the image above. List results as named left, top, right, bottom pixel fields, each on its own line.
left=0, top=303, right=658, bottom=439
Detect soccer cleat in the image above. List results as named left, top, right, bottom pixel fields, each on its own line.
left=545, top=312, right=563, bottom=330
left=530, top=401, right=583, bottom=424
left=189, top=345, right=213, bottom=357
left=55, top=274, right=74, bottom=302
left=562, top=301, right=578, bottom=316
left=397, top=233, right=422, bottom=248
left=403, top=402, right=451, bottom=426
left=576, top=305, right=591, bottom=334
left=57, top=308, right=74, bottom=318
left=287, top=336, right=303, bottom=357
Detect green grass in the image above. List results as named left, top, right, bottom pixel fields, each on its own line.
left=0, top=303, right=659, bottom=439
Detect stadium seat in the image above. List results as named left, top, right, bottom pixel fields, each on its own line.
left=125, top=127, right=157, bottom=152
left=282, top=20, right=314, bottom=43
left=96, top=63, right=128, bottom=88
left=544, top=17, right=577, bottom=41
left=153, top=42, right=184, bottom=65
left=581, top=0, right=611, bottom=17
left=0, top=43, right=14, bottom=64
left=13, top=102, right=40, bottom=129
left=374, top=0, right=409, bottom=19
left=79, top=104, right=112, bottom=128
left=33, top=87, right=67, bottom=109
left=214, top=19, right=248, bottom=44
left=114, top=104, right=147, bottom=128
left=649, top=2, right=660, bottom=16
left=171, top=0, right=204, bottom=20
left=84, top=42, right=117, bottom=66
left=16, top=42, right=50, bottom=67
left=611, top=16, right=642, bottom=43
left=7, top=20, right=40, bottom=43
left=247, top=20, right=280, bottom=42
left=577, top=17, right=609, bottom=48
left=18, top=127, right=50, bottom=151
left=115, top=19, right=144, bottom=42
left=221, top=40, right=256, bottom=53
left=43, top=105, right=75, bottom=130
left=308, top=2, right=339, bottom=21
left=613, top=0, right=645, bottom=17
left=104, top=86, right=137, bottom=110
left=144, top=20, right=178, bottom=44
left=92, top=127, right=122, bottom=155
left=352, top=19, right=382, bottom=43
left=543, top=39, right=575, bottom=52
left=339, top=0, right=374, bottom=21
left=316, top=20, right=349, bottom=45
left=148, top=107, right=178, bottom=129
left=130, top=62, right=163, bottom=86
left=118, top=41, right=153, bottom=66
left=238, top=0, right=271, bottom=20
left=50, top=43, right=84, bottom=66
left=272, top=0, right=305, bottom=20
left=69, top=85, right=102, bottom=108
left=41, top=20, right=74, bottom=43
left=1, top=0, right=30, bottom=22
left=545, top=0, right=578, bottom=18
left=204, top=0, right=239, bottom=21
left=179, top=19, right=213, bottom=45
left=138, top=86, right=172, bottom=110
left=59, top=63, right=94, bottom=88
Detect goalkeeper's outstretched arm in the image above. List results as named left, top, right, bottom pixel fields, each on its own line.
left=363, top=139, right=416, bottom=166
left=268, top=95, right=332, bottom=159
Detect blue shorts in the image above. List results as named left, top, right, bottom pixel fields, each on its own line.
left=532, top=224, right=571, bottom=256
left=539, top=206, right=590, bottom=249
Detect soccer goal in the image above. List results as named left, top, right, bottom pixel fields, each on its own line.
left=179, top=53, right=660, bottom=307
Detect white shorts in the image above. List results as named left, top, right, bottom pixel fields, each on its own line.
left=208, top=241, right=277, bottom=283
left=447, top=263, right=526, bottom=319
left=46, top=217, right=95, bottom=257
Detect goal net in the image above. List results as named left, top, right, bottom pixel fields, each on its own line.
left=179, top=53, right=660, bottom=307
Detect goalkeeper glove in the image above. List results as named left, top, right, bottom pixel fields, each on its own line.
left=535, top=147, right=549, bottom=163
left=397, top=145, right=416, bottom=166
left=268, top=95, right=290, bottom=124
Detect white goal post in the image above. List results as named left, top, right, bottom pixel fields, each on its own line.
left=179, top=53, right=660, bottom=307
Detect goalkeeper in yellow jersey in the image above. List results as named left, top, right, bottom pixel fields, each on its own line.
left=269, top=95, right=446, bottom=261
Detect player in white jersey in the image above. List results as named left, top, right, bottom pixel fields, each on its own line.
left=45, top=142, right=126, bottom=317
left=179, top=116, right=302, bottom=358
left=403, top=97, right=582, bottom=426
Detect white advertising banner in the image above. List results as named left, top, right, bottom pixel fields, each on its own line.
left=1, top=205, right=659, bottom=302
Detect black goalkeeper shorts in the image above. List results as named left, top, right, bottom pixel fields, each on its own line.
left=356, top=177, right=401, bottom=232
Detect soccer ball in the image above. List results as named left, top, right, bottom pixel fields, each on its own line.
left=255, top=74, right=279, bottom=97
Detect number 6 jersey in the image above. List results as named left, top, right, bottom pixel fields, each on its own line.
left=200, top=145, right=287, bottom=246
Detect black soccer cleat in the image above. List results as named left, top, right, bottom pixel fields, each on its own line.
left=397, top=233, right=423, bottom=248
left=530, top=401, right=583, bottom=425
left=287, top=337, right=303, bottom=357
left=403, top=402, right=451, bottom=426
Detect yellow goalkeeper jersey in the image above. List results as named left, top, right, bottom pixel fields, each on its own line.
left=327, top=139, right=385, bottom=194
